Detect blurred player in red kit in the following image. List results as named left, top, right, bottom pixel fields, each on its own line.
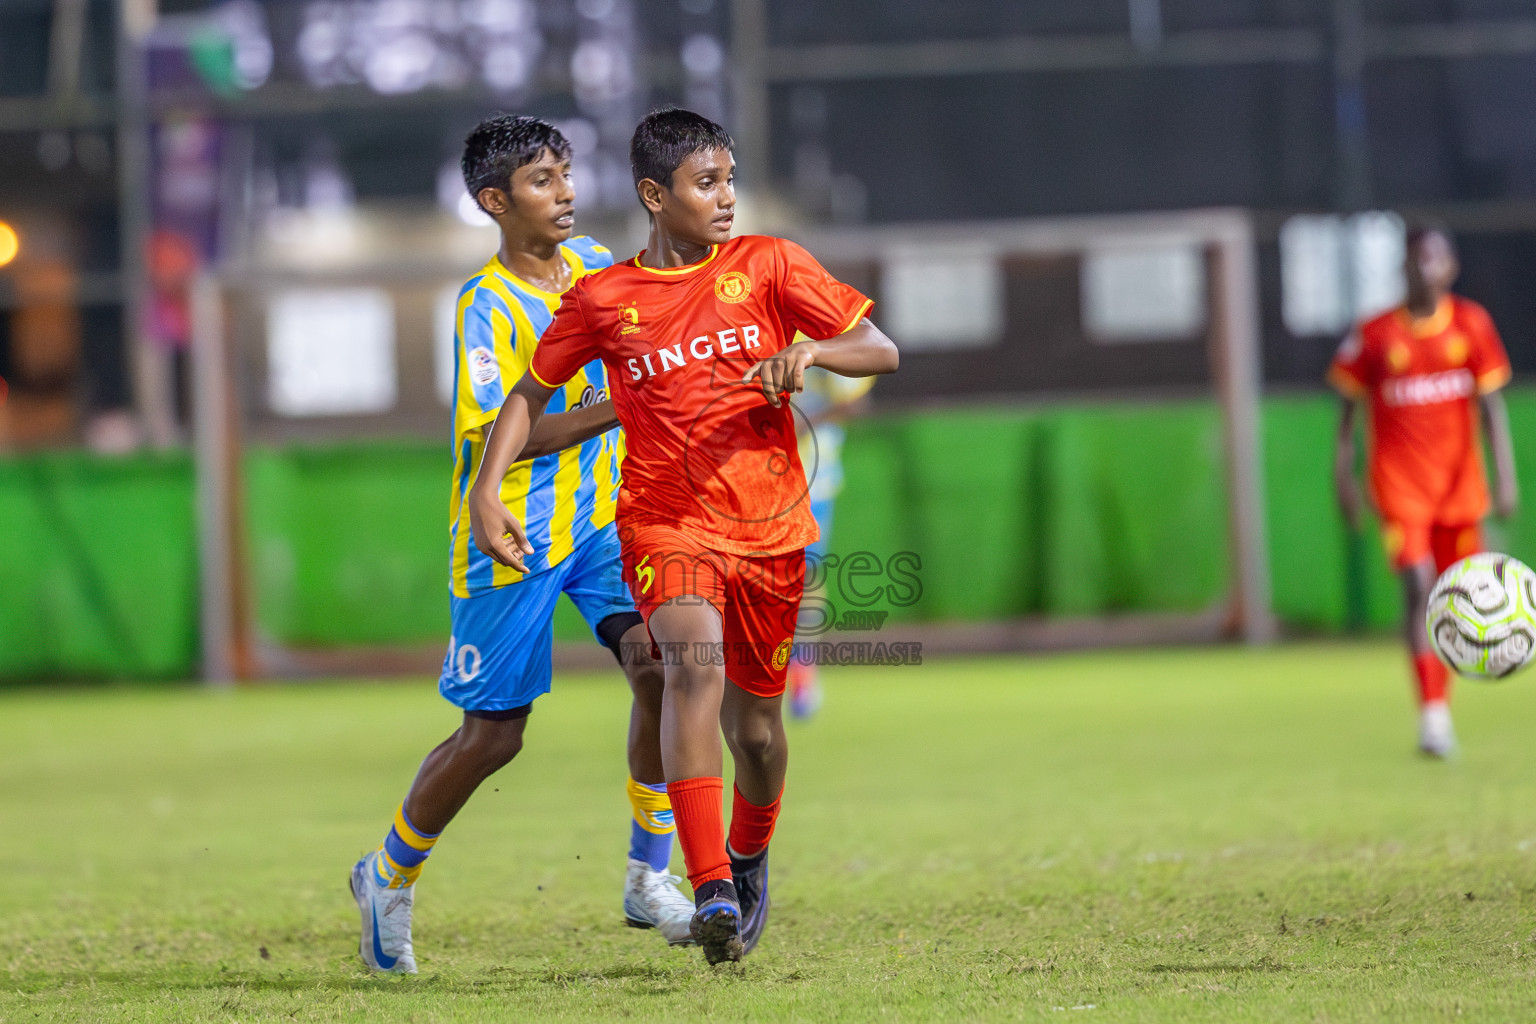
left=469, top=108, right=898, bottom=963
left=1330, top=225, right=1519, bottom=757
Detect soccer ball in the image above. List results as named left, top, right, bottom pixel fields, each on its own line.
left=1425, top=553, right=1536, bottom=679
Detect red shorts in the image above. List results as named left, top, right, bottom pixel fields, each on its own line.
left=619, top=521, right=805, bottom=697
left=1380, top=519, right=1483, bottom=573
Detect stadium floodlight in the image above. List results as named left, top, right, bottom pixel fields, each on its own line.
left=0, top=221, right=18, bottom=267
left=681, top=33, right=725, bottom=78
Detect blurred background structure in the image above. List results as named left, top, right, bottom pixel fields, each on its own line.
left=7, top=0, right=1536, bottom=680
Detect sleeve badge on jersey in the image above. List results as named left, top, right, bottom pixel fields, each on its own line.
left=714, top=271, right=752, bottom=304
left=469, top=346, right=499, bottom=386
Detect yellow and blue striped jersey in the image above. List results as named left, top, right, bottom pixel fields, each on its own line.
left=449, top=235, right=621, bottom=597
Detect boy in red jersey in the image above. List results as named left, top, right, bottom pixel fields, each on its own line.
left=468, top=108, right=898, bottom=963
left=348, top=116, right=697, bottom=976
left=1331, top=225, right=1518, bottom=757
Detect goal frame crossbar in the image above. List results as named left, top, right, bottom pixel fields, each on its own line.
left=797, top=207, right=1276, bottom=646
left=189, top=208, right=1275, bottom=683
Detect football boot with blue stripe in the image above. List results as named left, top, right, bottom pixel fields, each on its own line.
left=730, top=847, right=770, bottom=955
left=350, top=852, right=418, bottom=974
left=689, top=878, right=744, bottom=965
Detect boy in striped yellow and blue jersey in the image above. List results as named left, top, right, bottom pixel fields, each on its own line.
left=349, top=116, right=694, bottom=975
left=446, top=231, right=622, bottom=597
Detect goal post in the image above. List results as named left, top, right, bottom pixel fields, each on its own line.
left=796, top=208, right=1276, bottom=646
left=190, top=271, right=250, bottom=683
left=189, top=208, right=1276, bottom=685
left=1206, top=213, right=1276, bottom=645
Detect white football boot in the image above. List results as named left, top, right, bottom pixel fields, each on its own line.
left=1419, top=701, right=1457, bottom=759
left=623, top=858, right=697, bottom=945
left=350, top=852, right=419, bottom=973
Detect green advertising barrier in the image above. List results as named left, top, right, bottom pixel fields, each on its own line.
left=4, top=392, right=1533, bottom=678
left=828, top=401, right=1229, bottom=623
left=245, top=442, right=448, bottom=647
left=0, top=450, right=198, bottom=677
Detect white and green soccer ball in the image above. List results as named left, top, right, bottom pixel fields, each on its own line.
left=1426, top=553, right=1536, bottom=679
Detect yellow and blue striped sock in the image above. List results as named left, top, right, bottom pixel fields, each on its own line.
left=372, top=803, right=440, bottom=889
left=627, top=777, right=676, bottom=873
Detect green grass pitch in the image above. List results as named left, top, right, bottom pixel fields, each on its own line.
left=6, top=642, right=1536, bottom=1022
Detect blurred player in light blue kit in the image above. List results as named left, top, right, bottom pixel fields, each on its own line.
left=789, top=365, right=876, bottom=719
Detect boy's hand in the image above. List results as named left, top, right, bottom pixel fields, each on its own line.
left=468, top=484, right=534, bottom=573
left=742, top=343, right=817, bottom=408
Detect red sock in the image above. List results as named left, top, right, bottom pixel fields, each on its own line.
left=1414, top=651, right=1451, bottom=705
left=668, top=777, right=731, bottom=889
left=728, top=785, right=782, bottom=859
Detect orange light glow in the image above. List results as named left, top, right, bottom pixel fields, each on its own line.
left=0, top=222, right=18, bottom=267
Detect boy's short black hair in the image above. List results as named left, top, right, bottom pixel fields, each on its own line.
left=461, top=114, right=572, bottom=210
left=630, top=107, right=734, bottom=194
left=1406, top=219, right=1456, bottom=255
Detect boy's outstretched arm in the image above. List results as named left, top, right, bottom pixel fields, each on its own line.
left=1334, top=398, right=1365, bottom=531
left=1481, top=390, right=1519, bottom=518
left=519, top=399, right=619, bottom=460
left=743, top=319, right=898, bottom=408
left=468, top=374, right=560, bottom=571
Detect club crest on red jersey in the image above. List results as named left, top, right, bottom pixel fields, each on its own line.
left=772, top=638, right=794, bottom=670
left=619, top=303, right=642, bottom=335
left=714, top=271, right=751, bottom=304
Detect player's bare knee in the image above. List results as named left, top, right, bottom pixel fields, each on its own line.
left=666, top=660, right=725, bottom=699
left=724, top=713, right=777, bottom=764
left=458, top=719, right=526, bottom=774
left=480, top=739, right=523, bottom=777
left=467, top=736, right=522, bottom=776
left=625, top=659, right=666, bottom=710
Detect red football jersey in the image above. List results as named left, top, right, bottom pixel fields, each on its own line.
left=530, top=234, right=874, bottom=556
left=1328, top=295, right=1512, bottom=524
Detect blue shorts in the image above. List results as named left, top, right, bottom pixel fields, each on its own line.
left=439, top=521, right=637, bottom=712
